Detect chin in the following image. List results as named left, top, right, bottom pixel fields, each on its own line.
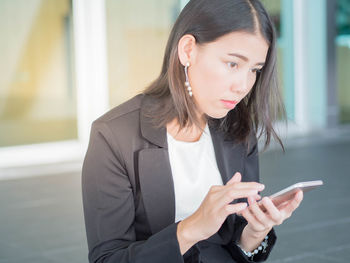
left=206, top=109, right=230, bottom=119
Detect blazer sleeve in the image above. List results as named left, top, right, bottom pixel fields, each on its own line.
left=82, top=121, right=184, bottom=263
left=224, top=133, right=277, bottom=262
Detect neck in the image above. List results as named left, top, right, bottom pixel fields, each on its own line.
left=166, top=116, right=207, bottom=142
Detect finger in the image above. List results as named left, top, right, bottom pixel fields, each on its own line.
left=261, top=197, right=282, bottom=224
left=247, top=196, right=271, bottom=225
left=208, top=186, right=257, bottom=212
left=241, top=207, right=266, bottom=231
left=254, top=194, right=262, bottom=201
left=296, top=190, right=304, bottom=202
left=209, top=185, right=260, bottom=212
left=225, top=202, right=248, bottom=215
left=226, top=172, right=242, bottom=185
left=227, top=182, right=265, bottom=191
left=279, top=190, right=303, bottom=218
left=236, top=194, right=260, bottom=216
left=225, top=173, right=264, bottom=189
left=223, top=188, right=260, bottom=204
left=247, top=195, right=257, bottom=206
left=278, top=190, right=303, bottom=210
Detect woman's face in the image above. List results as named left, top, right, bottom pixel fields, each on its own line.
left=188, top=31, right=269, bottom=119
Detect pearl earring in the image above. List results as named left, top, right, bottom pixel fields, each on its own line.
left=184, top=62, right=193, bottom=97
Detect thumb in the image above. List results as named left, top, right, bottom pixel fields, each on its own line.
left=226, top=172, right=241, bottom=185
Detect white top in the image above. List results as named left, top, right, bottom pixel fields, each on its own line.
left=167, top=123, right=224, bottom=222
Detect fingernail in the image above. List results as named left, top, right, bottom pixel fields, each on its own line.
left=239, top=203, right=247, bottom=210
left=258, top=184, right=265, bottom=190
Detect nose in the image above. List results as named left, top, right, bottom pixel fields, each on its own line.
left=230, top=71, right=250, bottom=95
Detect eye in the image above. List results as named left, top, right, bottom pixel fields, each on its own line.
left=227, top=62, right=238, bottom=69
left=250, top=68, right=263, bottom=74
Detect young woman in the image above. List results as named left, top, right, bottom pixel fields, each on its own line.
left=82, top=0, right=303, bottom=262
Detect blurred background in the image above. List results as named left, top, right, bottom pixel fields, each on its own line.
left=0, top=0, right=349, bottom=262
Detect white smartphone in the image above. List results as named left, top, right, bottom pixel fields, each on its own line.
left=259, top=180, right=323, bottom=211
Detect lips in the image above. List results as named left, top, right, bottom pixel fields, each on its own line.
left=221, top=99, right=238, bottom=109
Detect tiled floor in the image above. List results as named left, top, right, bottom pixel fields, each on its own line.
left=0, top=131, right=349, bottom=263
left=260, top=132, right=350, bottom=262
left=0, top=172, right=87, bottom=263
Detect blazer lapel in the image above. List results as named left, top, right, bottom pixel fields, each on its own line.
left=138, top=148, right=175, bottom=235
left=138, top=95, right=176, bottom=235
left=209, top=123, right=246, bottom=185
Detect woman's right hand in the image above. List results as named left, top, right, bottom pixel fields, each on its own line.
left=176, top=172, right=264, bottom=255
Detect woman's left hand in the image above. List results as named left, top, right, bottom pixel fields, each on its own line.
left=238, top=190, right=303, bottom=250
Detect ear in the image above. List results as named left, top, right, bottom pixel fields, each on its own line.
left=177, top=34, right=197, bottom=67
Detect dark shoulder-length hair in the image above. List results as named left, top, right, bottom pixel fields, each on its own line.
left=143, top=0, right=286, bottom=152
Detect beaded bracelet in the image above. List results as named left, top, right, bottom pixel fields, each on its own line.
left=237, top=235, right=269, bottom=261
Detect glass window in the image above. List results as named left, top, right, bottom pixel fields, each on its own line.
left=106, top=0, right=295, bottom=121
left=105, top=0, right=181, bottom=107
left=261, top=0, right=294, bottom=121
left=336, top=0, right=350, bottom=123
left=0, top=0, right=77, bottom=147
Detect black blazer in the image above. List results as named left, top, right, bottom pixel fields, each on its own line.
left=82, top=94, right=276, bottom=263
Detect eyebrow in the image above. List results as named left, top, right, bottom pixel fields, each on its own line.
left=228, top=53, right=265, bottom=66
